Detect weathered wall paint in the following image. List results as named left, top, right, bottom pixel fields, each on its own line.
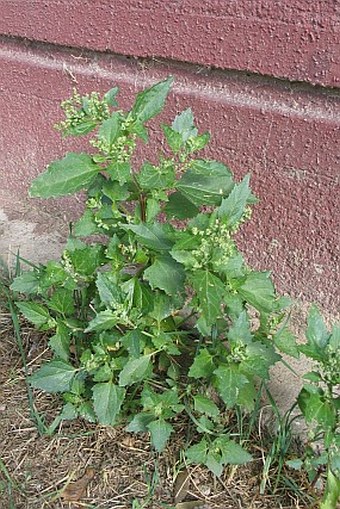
left=0, top=1, right=339, bottom=313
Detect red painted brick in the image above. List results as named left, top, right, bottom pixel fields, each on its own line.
left=0, top=0, right=339, bottom=88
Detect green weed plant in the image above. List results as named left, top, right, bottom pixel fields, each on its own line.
left=10, top=77, right=339, bottom=505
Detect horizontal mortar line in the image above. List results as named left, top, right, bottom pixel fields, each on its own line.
left=1, top=39, right=340, bottom=124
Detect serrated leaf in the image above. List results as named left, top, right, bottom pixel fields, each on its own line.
left=300, top=305, right=330, bottom=360
left=217, top=175, right=252, bottom=226
left=104, top=86, right=119, bottom=106
left=29, top=360, right=77, bottom=393
left=176, top=159, right=233, bottom=206
left=214, top=364, right=249, bottom=408
left=241, top=343, right=281, bottom=379
left=85, top=310, right=119, bottom=332
left=48, top=323, right=70, bottom=361
left=138, top=161, right=175, bottom=190
left=214, top=436, right=253, bottom=465
left=10, top=271, right=40, bottom=294
left=96, top=272, right=121, bottom=307
left=67, top=244, right=104, bottom=276
left=16, top=301, right=52, bottom=327
left=106, top=161, right=131, bottom=185
left=228, top=311, right=252, bottom=346
left=206, top=451, right=223, bottom=477
left=74, top=209, right=99, bottom=237
left=172, top=108, right=197, bottom=141
left=186, top=438, right=208, bottom=464
left=92, top=382, right=125, bottom=425
left=147, top=418, right=173, bottom=452
left=164, top=191, right=199, bottom=220
left=239, top=271, right=276, bottom=314
left=298, top=387, right=335, bottom=429
left=149, top=293, right=174, bottom=322
left=48, top=288, right=75, bottom=316
left=190, top=270, right=225, bottom=325
left=193, top=395, right=220, bottom=417
left=118, top=355, right=152, bottom=386
left=30, top=153, right=99, bottom=198
left=126, top=412, right=155, bottom=432
left=98, top=112, right=122, bottom=149
left=124, top=223, right=174, bottom=251
left=273, top=326, right=299, bottom=358
left=132, top=76, right=173, bottom=123
left=162, top=124, right=183, bottom=153
left=144, top=256, right=185, bottom=296
left=188, top=349, right=215, bottom=379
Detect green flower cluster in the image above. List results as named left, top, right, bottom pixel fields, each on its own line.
left=55, top=88, right=110, bottom=135
left=191, top=219, right=235, bottom=270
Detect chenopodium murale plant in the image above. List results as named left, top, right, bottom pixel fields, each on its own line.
left=287, top=306, right=340, bottom=509
left=11, top=77, right=298, bottom=476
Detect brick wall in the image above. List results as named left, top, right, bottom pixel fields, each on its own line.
left=0, top=0, right=339, bottom=311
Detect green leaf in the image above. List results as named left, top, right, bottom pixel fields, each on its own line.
left=30, top=153, right=99, bottom=198
left=10, top=271, right=40, bottom=294
left=193, top=395, right=220, bottom=417
left=164, top=191, right=199, bottom=220
left=172, top=108, right=198, bottom=141
left=300, top=305, right=330, bottom=360
left=214, top=364, right=249, bottom=408
left=273, top=326, right=299, bottom=358
left=186, top=438, right=208, bottom=464
left=48, top=323, right=70, bottom=361
left=188, top=349, right=215, bottom=379
left=131, top=76, right=173, bottom=123
left=138, top=161, right=175, bottom=190
left=67, top=244, right=104, bottom=275
left=98, top=112, right=122, bottom=149
left=298, top=388, right=335, bottom=429
left=124, top=223, right=174, bottom=251
left=217, top=175, right=252, bottom=226
left=228, top=311, right=252, bottom=346
left=206, top=451, right=223, bottom=477
left=147, top=418, right=173, bottom=452
left=48, top=288, right=75, bottom=316
left=29, top=360, right=77, bottom=393
left=121, top=329, right=145, bottom=358
left=241, top=343, right=281, bottom=379
left=106, top=161, right=131, bottom=185
left=16, top=301, right=52, bottom=328
left=92, top=382, right=125, bottom=425
left=144, top=256, right=185, bottom=296
left=176, top=159, right=233, bottom=206
left=118, top=355, right=152, bottom=386
left=104, top=86, right=119, bottom=106
left=96, top=272, right=121, bottom=307
left=126, top=412, right=155, bottom=432
left=149, top=293, right=174, bottom=322
left=162, top=124, right=183, bottom=153
left=85, top=310, right=119, bottom=332
left=239, top=271, right=276, bottom=314
left=190, top=270, right=225, bottom=325
left=74, top=209, right=100, bottom=236
left=214, top=436, right=252, bottom=465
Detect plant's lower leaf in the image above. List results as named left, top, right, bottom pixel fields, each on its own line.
left=214, top=364, right=249, bottom=408
left=16, top=301, right=54, bottom=328
left=118, top=355, right=152, bottom=387
left=147, top=418, right=173, bottom=452
left=92, top=382, right=125, bottom=425
left=29, top=360, right=77, bottom=393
